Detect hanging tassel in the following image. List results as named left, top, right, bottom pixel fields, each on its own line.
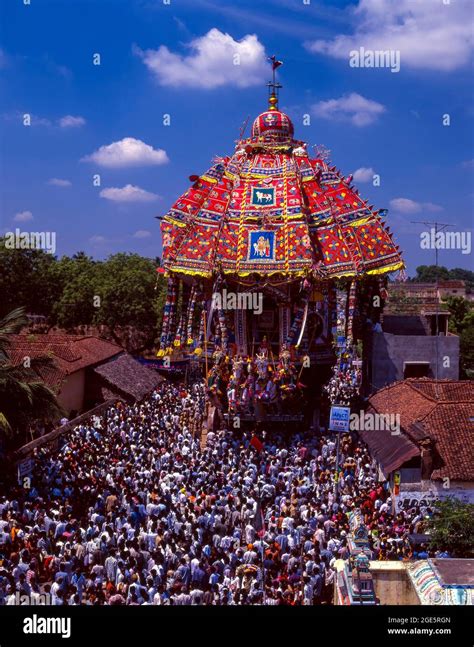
left=346, top=279, right=357, bottom=345
left=157, top=276, right=177, bottom=356
left=186, top=285, right=198, bottom=345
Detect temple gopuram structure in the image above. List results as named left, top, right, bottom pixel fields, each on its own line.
left=157, top=62, right=404, bottom=424
left=335, top=510, right=378, bottom=605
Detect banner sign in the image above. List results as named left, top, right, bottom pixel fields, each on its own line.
left=17, top=457, right=34, bottom=485
left=329, top=405, right=351, bottom=433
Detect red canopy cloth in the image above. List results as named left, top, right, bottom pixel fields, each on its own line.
left=161, top=108, right=403, bottom=282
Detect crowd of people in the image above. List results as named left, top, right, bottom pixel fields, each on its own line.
left=0, top=380, right=436, bottom=606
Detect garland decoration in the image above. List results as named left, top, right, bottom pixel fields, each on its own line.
left=286, top=279, right=310, bottom=347
left=186, top=285, right=198, bottom=346
left=324, top=281, right=361, bottom=405
left=157, top=276, right=178, bottom=357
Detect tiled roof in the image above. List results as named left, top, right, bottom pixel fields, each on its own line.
left=369, top=379, right=474, bottom=481
left=94, top=353, right=163, bottom=401
left=383, top=299, right=449, bottom=317
left=409, top=380, right=474, bottom=402
left=358, top=425, right=420, bottom=478
left=388, top=280, right=465, bottom=291
left=425, top=402, right=473, bottom=480
left=438, top=280, right=466, bottom=289
left=7, top=334, right=123, bottom=389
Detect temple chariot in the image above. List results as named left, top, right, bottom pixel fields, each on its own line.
left=156, top=61, right=404, bottom=424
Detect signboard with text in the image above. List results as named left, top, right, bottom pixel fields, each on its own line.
left=17, top=458, right=34, bottom=485
left=329, top=405, right=351, bottom=433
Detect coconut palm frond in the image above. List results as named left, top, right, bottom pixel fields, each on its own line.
left=0, top=412, right=12, bottom=437
left=24, top=385, right=64, bottom=424
left=0, top=306, right=28, bottom=361
left=0, top=307, right=62, bottom=439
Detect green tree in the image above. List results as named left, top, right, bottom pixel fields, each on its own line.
left=49, top=253, right=99, bottom=329
left=427, top=497, right=474, bottom=557
left=411, top=265, right=451, bottom=283
left=93, top=253, right=162, bottom=350
left=442, top=296, right=474, bottom=378
left=0, top=239, right=60, bottom=319
left=444, top=296, right=473, bottom=333
left=411, top=265, right=474, bottom=293
left=460, top=326, right=474, bottom=378
left=0, top=308, right=63, bottom=440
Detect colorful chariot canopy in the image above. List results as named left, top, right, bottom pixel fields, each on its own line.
left=160, top=84, right=403, bottom=282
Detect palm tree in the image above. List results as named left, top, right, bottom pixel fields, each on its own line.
left=0, top=307, right=63, bottom=440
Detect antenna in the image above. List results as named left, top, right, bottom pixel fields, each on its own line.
left=411, top=220, right=455, bottom=391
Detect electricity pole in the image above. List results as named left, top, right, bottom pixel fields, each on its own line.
left=411, top=221, right=455, bottom=391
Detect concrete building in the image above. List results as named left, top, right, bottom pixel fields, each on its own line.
left=368, top=321, right=459, bottom=391
left=388, top=280, right=467, bottom=301
left=366, top=280, right=464, bottom=392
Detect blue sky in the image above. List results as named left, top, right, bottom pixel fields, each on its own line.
left=0, top=0, right=473, bottom=274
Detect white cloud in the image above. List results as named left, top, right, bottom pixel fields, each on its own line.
left=13, top=210, right=33, bottom=222
left=135, top=28, right=268, bottom=88
left=312, top=93, right=385, bottom=127
left=59, top=115, right=86, bottom=128
left=48, top=178, right=72, bottom=187
left=353, top=167, right=375, bottom=182
left=2, top=112, right=52, bottom=127
left=82, top=137, right=169, bottom=168
left=89, top=235, right=107, bottom=244
left=3, top=112, right=85, bottom=128
left=133, top=230, right=152, bottom=238
left=31, top=115, right=52, bottom=127
left=306, top=0, right=474, bottom=72
left=461, top=159, right=474, bottom=169
left=389, top=198, right=443, bottom=214
left=423, top=202, right=443, bottom=213
left=100, top=185, right=159, bottom=203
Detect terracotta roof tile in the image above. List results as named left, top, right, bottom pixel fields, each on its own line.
left=7, top=334, right=123, bottom=389
left=369, top=379, right=474, bottom=481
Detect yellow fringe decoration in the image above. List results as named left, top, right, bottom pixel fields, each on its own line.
left=164, top=217, right=187, bottom=228
left=366, top=261, right=405, bottom=275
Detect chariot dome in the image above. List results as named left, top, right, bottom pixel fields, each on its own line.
left=156, top=63, right=403, bottom=390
